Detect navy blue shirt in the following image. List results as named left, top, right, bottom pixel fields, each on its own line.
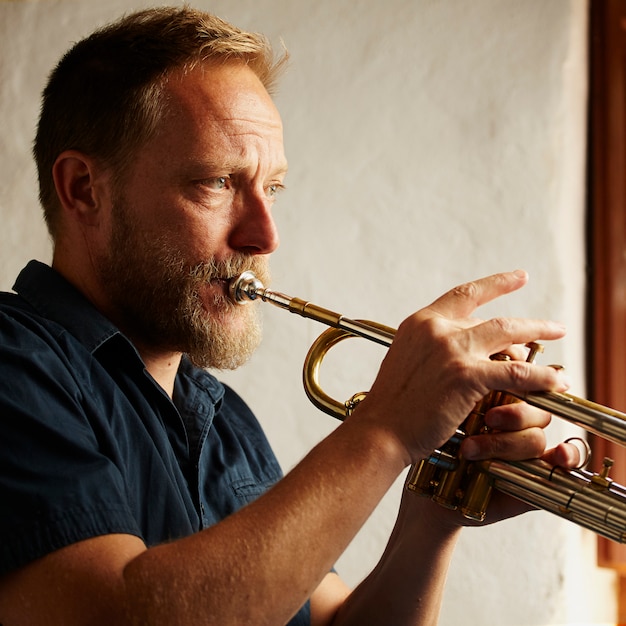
left=0, top=260, right=310, bottom=624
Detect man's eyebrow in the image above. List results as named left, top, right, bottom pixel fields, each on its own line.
left=228, top=160, right=289, bottom=178
left=272, top=163, right=289, bottom=176
left=182, top=156, right=288, bottom=180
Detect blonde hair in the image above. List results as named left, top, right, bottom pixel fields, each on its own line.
left=33, top=6, right=288, bottom=237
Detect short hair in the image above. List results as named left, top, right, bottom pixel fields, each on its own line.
left=33, top=6, right=288, bottom=238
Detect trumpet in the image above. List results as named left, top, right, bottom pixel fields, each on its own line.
left=230, top=271, right=626, bottom=543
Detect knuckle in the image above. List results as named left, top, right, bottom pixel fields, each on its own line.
left=489, top=316, right=515, bottom=337
left=400, top=311, right=438, bottom=335
left=452, top=280, right=479, bottom=301
left=401, top=314, right=454, bottom=350
left=505, top=359, right=531, bottom=386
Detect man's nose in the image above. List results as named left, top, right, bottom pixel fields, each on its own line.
left=228, top=190, right=280, bottom=255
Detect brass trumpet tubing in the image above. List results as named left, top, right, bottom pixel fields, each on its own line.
left=302, top=324, right=398, bottom=419
left=285, top=297, right=395, bottom=346
left=231, top=272, right=626, bottom=444
left=265, top=294, right=395, bottom=347
left=229, top=271, right=626, bottom=542
left=481, top=458, right=626, bottom=543
left=229, top=271, right=395, bottom=346
left=302, top=327, right=354, bottom=418
left=430, top=393, right=493, bottom=515
left=425, top=431, right=464, bottom=470
left=510, top=390, right=626, bottom=446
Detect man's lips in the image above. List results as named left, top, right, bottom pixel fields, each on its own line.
left=206, top=276, right=228, bottom=287
left=205, top=277, right=238, bottom=302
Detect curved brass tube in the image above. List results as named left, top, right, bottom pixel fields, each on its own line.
left=230, top=271, right=626, bottom=542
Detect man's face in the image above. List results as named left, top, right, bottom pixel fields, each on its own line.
left=97, top=61, right=287, bottom=369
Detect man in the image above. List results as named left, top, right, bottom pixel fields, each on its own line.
left=0, top=7, right=576, bottom=625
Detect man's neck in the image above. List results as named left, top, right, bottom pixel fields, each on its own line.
left=51, top=255, right=184, bottom=398
left=134, top=344, right=183, bottom=399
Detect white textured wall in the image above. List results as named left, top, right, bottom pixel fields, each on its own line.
left=0, top=1, right=616, bottom=624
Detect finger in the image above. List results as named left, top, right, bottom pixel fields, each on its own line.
left=541, top=441, right=586, bottom=469
left=461, top=426, right=546, bottom=461
left=426, top=270, right=529, bottom=320
left=461, top=317, right=567, bottom=364
left=476, top=358, right=571, bottom=395
left=484, top=402, right=552, bottom=432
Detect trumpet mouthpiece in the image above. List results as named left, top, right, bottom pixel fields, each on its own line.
left=229, top=271, right=265, bottom=304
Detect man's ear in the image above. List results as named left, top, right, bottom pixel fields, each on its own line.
left=52, top=150, right=109, bottom=226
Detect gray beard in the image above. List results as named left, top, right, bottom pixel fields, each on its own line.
left=96, top=202, right=269, bottom=370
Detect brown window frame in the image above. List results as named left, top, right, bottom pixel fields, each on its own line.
left=589, top=0, right=626, bottom=615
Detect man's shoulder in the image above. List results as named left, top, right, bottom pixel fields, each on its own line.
left=0, top=290, right=50, bottom=338
left=0, top=288, right=91, bottom=376
left=0, top=289, right=63, bottom=338
left=0, top=289, right=29, bottom=309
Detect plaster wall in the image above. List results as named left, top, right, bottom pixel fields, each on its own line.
left=0, top=1, right=615, bottom=624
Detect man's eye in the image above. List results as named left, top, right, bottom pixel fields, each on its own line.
left=266, top=183, right=285, bottom=198
left=203, top=176, right=230, bottom=190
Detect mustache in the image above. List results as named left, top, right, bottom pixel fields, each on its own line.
left=188, top=255, right=270, bottom=290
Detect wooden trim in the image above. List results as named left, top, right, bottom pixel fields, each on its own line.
left=589, top=0, right=626, bottom=570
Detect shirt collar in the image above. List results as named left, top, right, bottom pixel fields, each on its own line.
left=13, top=260, right=124, bottom=354
left=13, top=260, right=226, bottom=404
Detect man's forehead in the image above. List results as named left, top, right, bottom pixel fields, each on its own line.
left=164, top=62, right=282, bottom=129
